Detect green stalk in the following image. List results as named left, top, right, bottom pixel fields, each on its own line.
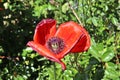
left=67, top=1, right=83, bottom=26
left=53, top=62, right=56, bottom=80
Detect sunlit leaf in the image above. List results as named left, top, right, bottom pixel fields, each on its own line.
left=62, top=3, right=69, bottom=13
left=111, top=17, right=119, bottom=26
left=86, top=18, right=92, bottom=24
left=103, top=62, right=119, bottom=80
left=101, top=47, right=114, bottom=62
left=92, top=17, right=98, bottom=26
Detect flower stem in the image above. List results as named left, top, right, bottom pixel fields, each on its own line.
left=53, top=62, right=56, bottom=80
left=68, top=1, right=83, bottom=26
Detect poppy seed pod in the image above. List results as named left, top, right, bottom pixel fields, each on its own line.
left=27, top=19, right=90, bottom=70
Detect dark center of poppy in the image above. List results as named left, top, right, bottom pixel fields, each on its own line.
left=46, top=37, right=65, bottom=54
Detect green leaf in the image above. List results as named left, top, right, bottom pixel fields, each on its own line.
left=103, top=62, right=119, bottom=80
left=89, top=46, right=100, bottom=61
left=92, top=67, right=104, bottom=80
left=86, top=18, right=92, bottom=24
left=116, top=23, right=120, bottom=30
left=73, top=72, right=89, bottom=80
left=47, top=67, right=55, bottom=80
left=88, top=39, right=104, bottom=61
left=99, top=26, right=106, bottom=33
left=73, top=73, right=81, bottom=80
left=101, top=47, right=114, bottom=62
left=92, top=17, right=98, bottom=26
left=106, top=36, right=114, bottom=45
left=89, top=57, right=99, bottom=65
left=14, top=75, right=24, bottom=80
left=62, top=3, right=69, bottom=13
left=62, top=1, right=73, bottom=13
left=0, top=59, right=2, bottom=64
left=22, top=47, right=33, bottom=57
left=0, top=77, right=2, bottom=80
left=48, top=4, right=55, bottom=10
left=111, top=17, right=119, bottom=26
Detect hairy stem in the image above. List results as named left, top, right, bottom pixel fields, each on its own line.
left=68, top=1, right=83, bottom=26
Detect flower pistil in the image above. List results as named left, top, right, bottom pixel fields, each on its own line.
left=46, top=37, right=65, bottom=54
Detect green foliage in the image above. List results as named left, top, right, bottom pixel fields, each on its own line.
left=89, top=39, right=115, bottom=62
left=0, top=0, right=120, bottom=80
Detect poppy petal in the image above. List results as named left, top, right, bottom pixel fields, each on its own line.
left=55, top=21, right=84, bottom=59
left=27, top=41, right=66, bottom=70
left=34, top=19, right=56, bottom=45
left=70, top=26, right=91, bottom=52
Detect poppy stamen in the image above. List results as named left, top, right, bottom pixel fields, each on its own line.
left=46, top=37, right=65, bottom=54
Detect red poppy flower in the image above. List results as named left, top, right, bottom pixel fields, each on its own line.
left=27, top=19, right=90, bottom=70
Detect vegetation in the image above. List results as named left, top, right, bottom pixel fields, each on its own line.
left=0, top=0, right=120, bottom=80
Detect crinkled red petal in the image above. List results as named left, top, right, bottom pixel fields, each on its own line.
left=33, top=19, right=56, bottom=45
left=27, top=41, right=66, bottom=70
left=70, top=26, right=91, bottom=52
left=55, top=21, right=84, bottom=59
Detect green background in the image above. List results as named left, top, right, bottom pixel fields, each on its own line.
left=0, top=0, right=120, bottom=80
